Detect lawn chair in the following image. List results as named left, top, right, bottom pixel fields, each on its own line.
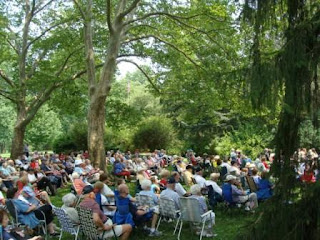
left=136, top=194, right=155, bottom=208
left=191, top=177, right=197, bottom=185
left=245, top=176, right=258, bottom=193
left=5, top=200, right=20, bottom=227
left=6, top=200, right=47, bottom=240
left=220, top=166, right=228, bottom=180
left=207, top=185, right=223, bottom=210
left=53, top=206, right=80, bottom=240
left=77, top=206, right=117, bottom=240
left=156, top=197, right=180, bottom=234
left=178, top=197, right=214, bottom=240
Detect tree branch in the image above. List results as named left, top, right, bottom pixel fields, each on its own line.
left=0, top=70, right=15, bottom=88
left=55, top=45, right=84, bottom=77
left=26, top=20, right=70, bottom=50
left=34, top=0, right=55, bottom=15
left=0, top=89, right=17, bottom=103
left=106, top=0, right=113, bottom=33
left=163, top=15, right=229, bottom=55
left=27, top=49, right=49, bottom=79
left=73, top=0, right=86, bottom=20
left=27, top=62, right=104, bottom=115
left=119, top=0, right=141, bottom=18
left=124, top=12, right=203, bottom=26
left=123, top=34, right=203, bottom=70
left=117, top=53, right=145, bottom=58
left=117, top=59, right=160, bottom=93
left=5, top=39, right=19, bottom=55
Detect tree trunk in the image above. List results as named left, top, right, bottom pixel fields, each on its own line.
left=10, top=123, right=26, bottom=160
left=88, top=93, right=107, bottom=170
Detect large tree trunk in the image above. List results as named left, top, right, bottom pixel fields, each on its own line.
left=10, top=122, right=26, bottom=160
left=88, top=93, right=107, bottom=170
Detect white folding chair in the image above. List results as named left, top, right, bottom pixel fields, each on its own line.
left=178, top=197, right=214, bottom=240
left=53, top=206, right=80, bottom=240
left=156, top=197, right=180, bottom=234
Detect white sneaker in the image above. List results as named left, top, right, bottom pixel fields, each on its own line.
left=245, top=206, right=251, bottom=211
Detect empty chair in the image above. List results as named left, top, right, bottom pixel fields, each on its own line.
left=156, top=197, right=180, bottom=234
left=178, top=197, right=215, bottom=240
left=53, top=206, right=80, bottom=240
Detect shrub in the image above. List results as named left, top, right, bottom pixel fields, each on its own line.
left=133, top=116, right=175, bottom=151
left=214, top=122, right=274, bottom=158
left=53, top=122, right=87, bottom=153
left=298, top=119, right=320, bottom=149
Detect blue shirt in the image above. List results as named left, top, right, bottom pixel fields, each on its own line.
left=160, top=188, right=180, bottom=209
left=13, top=199, right=40, bottom=228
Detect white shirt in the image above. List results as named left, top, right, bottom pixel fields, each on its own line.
left=175, top=183, right=186, bottom=196
left=102, top=184, right=115, bottom=199
left=221, top=162, right=232, bottom=173
left=229, top=166, right=241, bottom=176
left=194, top=174, right=206, bottom=187
left=205, top=180, right=222, bottom=196
left=28, top=174, right=38, bottom=183
left=101, top=194, right=116, bottom=216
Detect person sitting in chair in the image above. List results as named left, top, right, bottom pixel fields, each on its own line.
left=224, top=175, right=258, bottom=211
left=80, top=185, right=132, bottom=240
left=62, top=193, right=79, bottom=225
left=189, top=184, right=216, bottom=237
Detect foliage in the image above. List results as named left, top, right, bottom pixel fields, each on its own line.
left=214, top=121, right=274, bottom=158
left=0, top=100, right=15, bottom=152
left=25, top=105, right=62, bottom=150
left=104, top=127, right=133, bottom=151
left=239, top=0, right=320, bottom=239
left=133, top=116, right=175, bottom=151
left=106, top=71, right=162, bottom=129
left=298, top=119, right=320, bottom=150
left=53, top=122, right=87, bottom=154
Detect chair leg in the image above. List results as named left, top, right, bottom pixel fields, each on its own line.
left=156, top=216, right=162, bottom=231
left=177, top=221, right=183, bottom=240
left=75, top=226, right=80, bottom=240
left=173, top=216, right=180, bottom=235
left=199, top=221, right=206, bottom=240
left=59, top=231, right=63, bottom=240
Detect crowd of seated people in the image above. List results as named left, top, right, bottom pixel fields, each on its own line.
left=0, top=147, right=319, bottom=239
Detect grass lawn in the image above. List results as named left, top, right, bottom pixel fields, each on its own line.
left=50, top=182, right=254, bottom=240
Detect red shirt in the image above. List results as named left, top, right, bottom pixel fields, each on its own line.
left=160, top=178, right=167, bottom=187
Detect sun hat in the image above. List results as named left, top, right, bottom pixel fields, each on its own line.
left=225, top=175, right=237, bottom=182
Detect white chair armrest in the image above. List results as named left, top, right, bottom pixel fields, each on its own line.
left=201, top=210, right=212, bottom=218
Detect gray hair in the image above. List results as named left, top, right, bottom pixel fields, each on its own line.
left=140, top=179, right=152, bottom=190
left=62, top=193, right=77, bottom=207
left=190, top=184, right=202, bottom=195
left=72, top=172, right=80, bottom=179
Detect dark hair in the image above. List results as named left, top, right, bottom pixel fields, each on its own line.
left=252, top=168, right=258, bottom=175
left=6, top=187, right=18, bottom=199
left=99, top=173, right=109, bottom=182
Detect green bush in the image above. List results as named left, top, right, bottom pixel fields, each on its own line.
left=214, top=122, right=274, bottom=158
left=53, top=122, right=87, bottom=153
left=133, top=116, right=175, bottom=151
left=53, top=135, right=77, bottom=153
left=298, top=119, right=320, bottom=149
